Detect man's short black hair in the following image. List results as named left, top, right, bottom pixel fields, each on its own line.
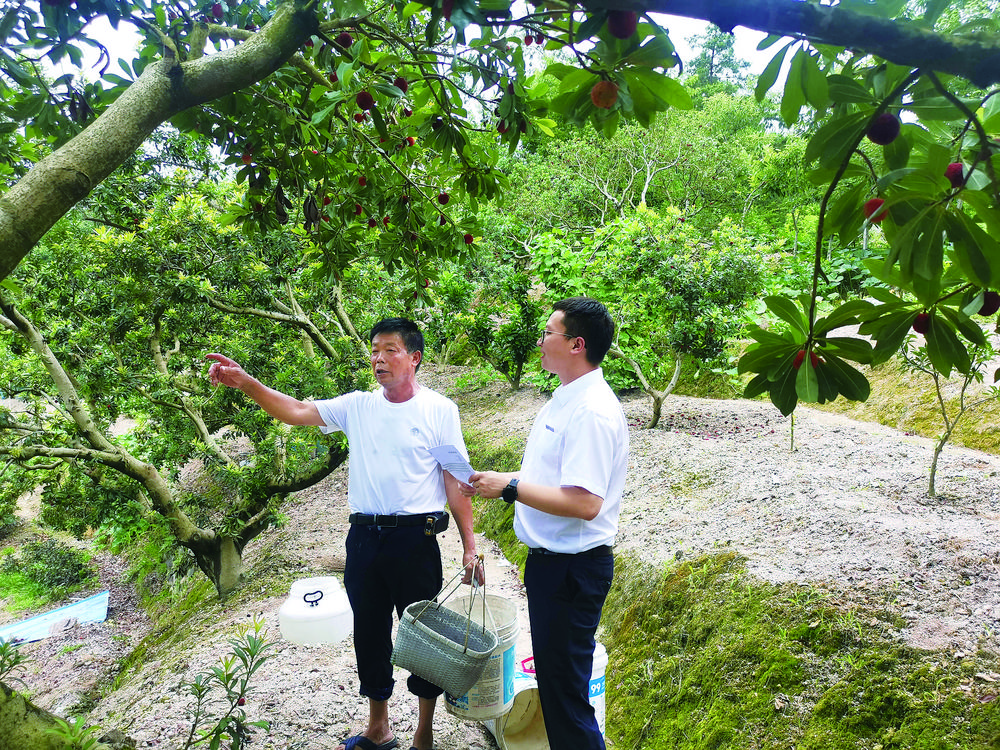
left=553, top=297, right=615, bottom=366
left=370, top=318, right=424, bottom=371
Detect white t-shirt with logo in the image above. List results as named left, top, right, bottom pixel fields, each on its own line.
left=313, top=386, right=467, bottom=516
left=514, top=368, right=629, bottom=553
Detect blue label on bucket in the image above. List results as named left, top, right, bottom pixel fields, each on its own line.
left=503, top=645, right=516, bottom=703
left=590, top=674, right=605, bottom=698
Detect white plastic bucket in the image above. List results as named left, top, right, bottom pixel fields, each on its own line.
left=482, top=671, right=546, bottom=750
left=590, top=642, right=608, bottom=736
left=491, top=641, right=607, bottom=748
left=278, top=576, right=352, bottom=645
left=444, top=594, right=520, bottom=720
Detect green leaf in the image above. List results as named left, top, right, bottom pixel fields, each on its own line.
left=769, top=365, right=799, bottom=416
left=755, top=42, right=791, bottom=101
left=945, top=211, right=999, bottom=288
left=814, top=299, right=876, bottom=333
left=764, top=295, right=808, bottom=336
left=627, top=69, right=692, bottom=110
left=804, top=112, right=868, bottom=166
left=822, top=336, right=874, bottom=363
left=826, top=74, right=875, bottom=104
left=780, top=49, right=807, bottom=126
left=823, top=353, right=871, bottom=402
left=924, top=314, right=970, bottom=376
left=938, top=305, right=989, bottom=347
left=623, top=35, right=676, bottom=68
left=795, top=358, right=819, bottom=402
left=743, top=372, right=771, bottom=399
left=800, top=52, right=829, bottom=110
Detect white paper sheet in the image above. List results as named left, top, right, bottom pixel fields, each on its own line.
left=429, top=444, right=475, bottom=485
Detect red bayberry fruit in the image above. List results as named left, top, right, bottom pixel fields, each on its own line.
left=237, top=697, right=246, bottom=706
left=442, top=0, right=454, bottom=20
left=354, top=203, right=363, bottom=215
left=439, top=215, right=447, bottom=225
left=335, top=31, right=353, bottom=48
left=810, top=352, right=820, bottom=368
left=979, top=291, right=1000, bottom=316
left=400, top=194, right=409, bottom=203
left=383, top=216, right=390, bottom=225
left=367, top=217, right=377, bottom=228
left=407, top=136, right=416, bottom=146
left=497, top=121, right=509, bottom=134
left=912, top=312, right=931, bottom=334
left=211, top=3, right=223, bottom=21
left=241, top=152, right=252, bottom=165
left=792, top=350, right=806, bottom=370
left=393, top=76, right=409, bottom=94
left=607, top=10, right=639, bottom=39
left=863, top=198, right=887, bottom=224
left=534, top=34, right=544, bottom=45
left=304, top=38, right=314, bottom=48
left=358, top=176, right=367, bottom=186
left=437, top=192, right=450, bottom=205
left=945, top=162, right=964, bottom=189
left=323, top=196, right=332, bottom=206
left=329, top=71, right=338, bottom=84
left=464, top=233, right=474, bottom=245
left=590, top=80, right=619, bottom=109
left=356, top=91, right=375, bottom=110
left=403, top=108, right=413, bottom=117
left=866, top=113, right=900, bottom=145
left=354, top=112, right=366, bottom=123
left=524, top=34, right=533, bottom=46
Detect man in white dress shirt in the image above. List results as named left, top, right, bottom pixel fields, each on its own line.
left=470, top=297, right=629, bottom=750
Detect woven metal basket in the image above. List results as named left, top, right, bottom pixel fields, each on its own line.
left=391, top=559, right=497, bottom=696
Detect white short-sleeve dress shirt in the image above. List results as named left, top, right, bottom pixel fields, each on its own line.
left=514, top=368, right=629, bottom=553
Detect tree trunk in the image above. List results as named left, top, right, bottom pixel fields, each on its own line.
left=0, top=681, right=130, bottom=749
left=187, top=534, right=246, bottom=599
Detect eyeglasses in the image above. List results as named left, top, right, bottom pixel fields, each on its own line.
left=539, top=329, right=575, bottom=342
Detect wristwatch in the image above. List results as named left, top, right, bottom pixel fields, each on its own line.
left=501, top=478, right=519, bottom=504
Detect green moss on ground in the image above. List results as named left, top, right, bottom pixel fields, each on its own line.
left=604, top=553, right=1000, bottom=750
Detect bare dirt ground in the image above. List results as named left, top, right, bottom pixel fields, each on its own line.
left=6, top=365, right=1000, bottom=748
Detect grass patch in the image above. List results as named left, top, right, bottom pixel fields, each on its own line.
left=603, top=552, right=1000, bottom=750
left=0, top=538, right=95, bottom=612
left=464, top=426, right=527, bottom=568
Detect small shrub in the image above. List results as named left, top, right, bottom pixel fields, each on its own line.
left=0, top=538, right=94, bottom=596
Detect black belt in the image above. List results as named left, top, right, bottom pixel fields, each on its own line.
left=348, top=511, right=449, bottom=536
left=528, top=545, right=613, bottom=557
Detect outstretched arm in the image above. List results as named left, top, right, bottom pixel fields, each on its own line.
left=205, top=353, right=323, bottom=426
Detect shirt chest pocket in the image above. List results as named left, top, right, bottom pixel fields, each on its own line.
left=534, top=424, right=565, bottom=467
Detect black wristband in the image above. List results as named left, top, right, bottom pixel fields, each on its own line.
left=501, top=478, right=519, bottom=504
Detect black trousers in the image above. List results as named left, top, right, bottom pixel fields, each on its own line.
left=344, top=523, right=444, bottom=701
left=525, top=551, right=613, bottom=750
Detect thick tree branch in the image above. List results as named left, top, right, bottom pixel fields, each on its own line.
left=600, top=0, right=1000, bottom=89
left=0, top=1, right=318, bottom=281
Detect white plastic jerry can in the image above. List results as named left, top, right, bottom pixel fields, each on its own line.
left=278, top=576, right=353, bottom=645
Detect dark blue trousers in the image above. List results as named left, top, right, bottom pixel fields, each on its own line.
left=344, top=524, right=444, bottom=701
left=525, top=552, right=613, bottom=750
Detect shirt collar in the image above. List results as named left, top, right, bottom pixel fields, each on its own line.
left=552, top=367, right=603, bottom=407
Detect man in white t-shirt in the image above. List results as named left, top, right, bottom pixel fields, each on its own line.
left=207, top=318, right=482, bottom=750
left=469, top=297, right=628, bottom=750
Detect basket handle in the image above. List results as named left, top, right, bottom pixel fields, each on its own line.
left=410, top=555, right=485, bottom=621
